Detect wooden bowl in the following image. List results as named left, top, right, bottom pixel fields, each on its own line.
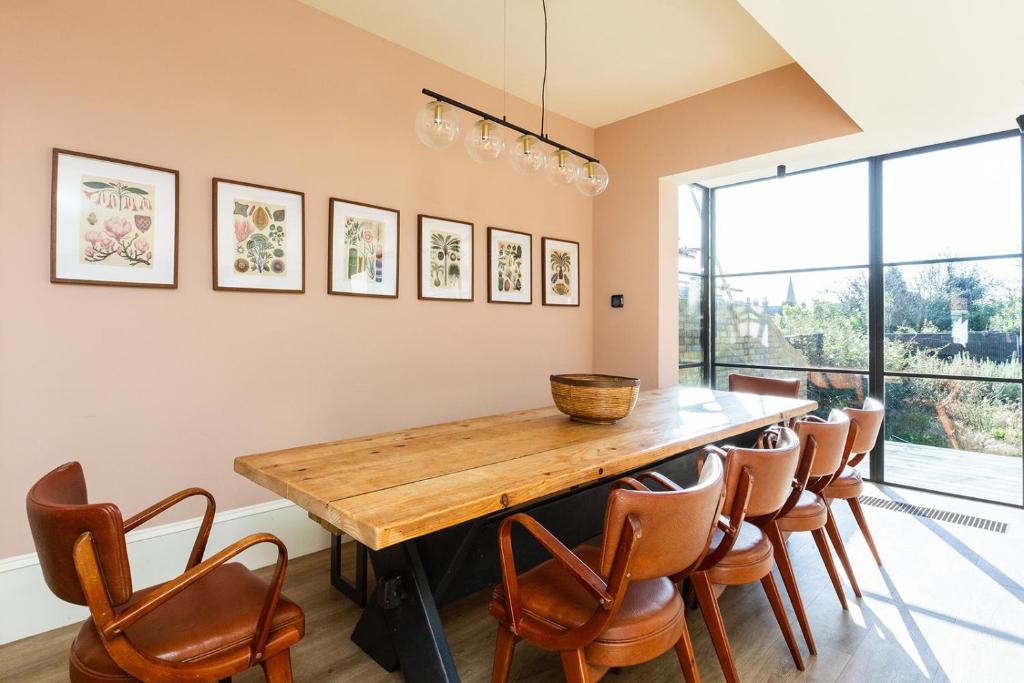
left=550, top=374, right=641, bottom=424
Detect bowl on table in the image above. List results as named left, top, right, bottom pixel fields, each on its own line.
left=550, top=373, right=641, bottom=424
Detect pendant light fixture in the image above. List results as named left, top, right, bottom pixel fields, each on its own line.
left=414, top=0, right=608, bottom=196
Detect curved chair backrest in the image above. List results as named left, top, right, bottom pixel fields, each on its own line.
left=722, top=427, right=801, bottom=518
left=794, top=409, right=851, bottom=478
left=600, top=454, right=725, bottom=581
left=26, top=462, right=132, bottom=606
left=843, top=397, right=884, bottom=455
left=728, top=373, right=801, bottom=398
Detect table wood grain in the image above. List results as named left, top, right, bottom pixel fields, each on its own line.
left=234, top=387, right=816, bottom=550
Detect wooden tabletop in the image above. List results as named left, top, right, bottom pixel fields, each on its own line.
left=234, top=386, right=815, bottom=550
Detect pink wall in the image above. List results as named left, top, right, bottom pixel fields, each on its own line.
left=592, top=64, right=861, bottom=387
left=0, top=0, right=594, bottom=557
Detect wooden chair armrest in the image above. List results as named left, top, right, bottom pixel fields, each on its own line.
left=88, top=532, right=288, bottom=665
left=775, top=434, right=816, bottom=520
left=497, top=514, right=612, bottom=634
left=847, top=452, right=867, bottom=468
left=799, top=415, right=827, bottom=423
left=124, top=488, right=215, bottom=570
left=828, top=421, right=862, bottom=486
left=611, top=476, right=651, bottom=492
left=633, top=471, right=684, bottom=492
left=699, top=466, right=753, bottom=570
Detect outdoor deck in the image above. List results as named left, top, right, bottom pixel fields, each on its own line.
left=861, top=441, right=1023, bottom=506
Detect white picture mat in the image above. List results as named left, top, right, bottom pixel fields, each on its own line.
left=330, top=201, right=399, bottom=296
left=216, top=181, right=304, bottom=291
left=489, top=229, right=532, bottom=303
left=420, top=216, right=473, bottom=300
left=543, top=238, right=580, bottom=305
left=54, top=153, right=176, bottom=284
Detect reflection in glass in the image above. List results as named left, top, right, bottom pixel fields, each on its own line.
left=884, top=377, right=1022, bottom=505
left=715, top=162, right=868, bottom=274
left=883, top=136, right=1021, bottom=262
left=884, top=259, right=1021, bottom=376
left=679, top=366, right=703, bottom=387
left=678, top=184, right=703, bottom=275
left=680, top=274, right=703, bottom=364
left=715, top=269, right=869, bottom=370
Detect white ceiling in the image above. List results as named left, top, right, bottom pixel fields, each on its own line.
left=687, top=0, right=1024, bottom=186
left=299, top=0, right=794, bottom=128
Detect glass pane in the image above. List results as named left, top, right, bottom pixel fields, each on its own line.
left=715, top=163, right=868, bottom=274
left=884, top=258, right=1021, bottom=375
left=884, top=377, right=1022, bottom=505
left=883, top=136, right=1021, bottom=262
left=679, top=366, right=704, bottom=386
left=678, top=184, right=704, bottom=275
left=680, top=274, right=704, bottom=364
left=716, top=269, right=869, bottom=369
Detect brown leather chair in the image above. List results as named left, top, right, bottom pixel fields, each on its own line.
left=26, top=462, right=304, bottom=683
left=488, top=454, right=726, bottom=683
left=778, top=410, right=862, bottom=610
left=728, top=373, right=801, bottom=399
left=824, top=397, right=886, bottom=571
left=687, top=426, right=810, bottom=681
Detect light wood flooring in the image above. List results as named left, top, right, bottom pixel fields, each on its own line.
left=2, top=482, right=1022, bottom=682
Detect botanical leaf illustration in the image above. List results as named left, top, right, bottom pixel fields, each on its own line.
left=233, top=202, right=249, bottom=217
left=83, top=181, right=114, bottom=189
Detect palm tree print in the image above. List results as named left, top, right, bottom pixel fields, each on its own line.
left=549, top=249, right=572, bottom=295
left=430, top=231, right=462, bottom=288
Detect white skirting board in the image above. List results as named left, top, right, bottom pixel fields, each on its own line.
left=0, top=499, right=332, bottom=645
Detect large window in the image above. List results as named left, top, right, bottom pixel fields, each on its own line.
left=681, top=131, right=1024, bottom=506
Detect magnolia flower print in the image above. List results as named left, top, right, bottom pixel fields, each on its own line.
left=79, top=175, right=155, bottom=267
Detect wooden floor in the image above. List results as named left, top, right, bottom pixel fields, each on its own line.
left=881, top=441, right=1023, bottom=506
left=2, top=482, right=1022, bottom=682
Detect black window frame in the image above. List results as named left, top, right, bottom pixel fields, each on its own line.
left=681, top=129, right=1024, bottom=508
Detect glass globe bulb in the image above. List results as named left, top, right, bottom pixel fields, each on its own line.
left=575, top=161, right=609, bottom=196
left=415, top=100, right=460, bottom=149
left=510, top=134, right=548, bottom=175
left=464, top=119, right=505, bottom=162
left=546, top=149, right=581, bottom=186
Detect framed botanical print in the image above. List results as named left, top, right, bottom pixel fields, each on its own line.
left=488, top=227, right=532, bottom=304
left=541, top=237, right=580, bottom=306
left=213, top=178, right=304, bottom=293
left=51, top=149, right=179, bottom=288
left=418, top=215, right=474, bottom=301
left=329, top=198, right=400, bottom=298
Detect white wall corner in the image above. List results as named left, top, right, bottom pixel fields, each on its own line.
left=0, top=499, right=331, bottom=645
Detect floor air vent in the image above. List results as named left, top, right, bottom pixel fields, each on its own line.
left=858, top=495, right=1008, bottom=533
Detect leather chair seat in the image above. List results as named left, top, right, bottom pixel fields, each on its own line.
left=776, top=491, right=828, bottom=533
left=706, top=520, right=773, bottom=586
left=823, top=466, right=863, bottom=500
left=489, top=545, right=686, bottom=667
left=70, top=563, right=304, bottom=683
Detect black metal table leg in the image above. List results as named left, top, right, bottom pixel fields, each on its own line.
left=330, top=534, right=368, bottom=607
left=351, top=541, right=460, bottom=683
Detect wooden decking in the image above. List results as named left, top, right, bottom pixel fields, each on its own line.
left=871, top=442, right=1023, bottom=506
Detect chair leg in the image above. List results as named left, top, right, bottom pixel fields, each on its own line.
left=824, top=507, right=862, bottom=598
left=492, top=627, right=518, bottom=683
left=260, top=650, right=293, bottom=683
left=847, top=496, right=882, bottom=566
left=560, top=649, right=590, bottom=683
left=811, top=527, right=848, bottom=610
left=673, top=620, right=701, bottom=683
left=766, top=522, right=816, bottom=656
left=760, top=573, right=805, bottom=672
left=691, top=571, right=738, bottom=683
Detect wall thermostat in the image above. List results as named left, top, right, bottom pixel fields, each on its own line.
left=611, top=294, right=624, bottom=308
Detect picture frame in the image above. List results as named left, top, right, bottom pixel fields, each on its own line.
left=418, top=215, right=474, bottom=301
left=213, top=178, right=305, bottom=293
left=487, top=227, right=532, bottom=304
left=50, top=149, right=179, bottom=288
left=329, top=198, right=400, bottom=298
left=541, top=237, right=580, bottom=306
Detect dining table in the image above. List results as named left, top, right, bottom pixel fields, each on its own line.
left=234, top=385, right=816, bottom=682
